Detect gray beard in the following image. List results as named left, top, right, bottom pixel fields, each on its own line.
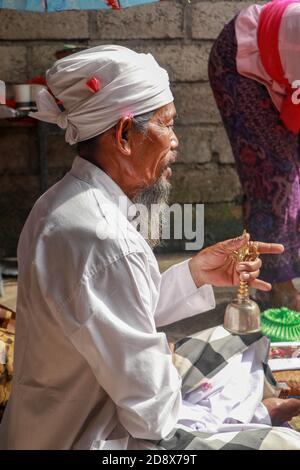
left=132, top=178, right=171, bottom=249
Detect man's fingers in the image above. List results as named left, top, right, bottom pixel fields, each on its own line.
left=280, top=399, right=300, bottom=421
left=249, top=278, right=272, bottom=291
left=236, top=259, right=262, bottom=272
left=240, top=270, right=260, bottom=282
left=255, top=242, right=284, bottom=255
left=221, top=235, right=284, bottom=256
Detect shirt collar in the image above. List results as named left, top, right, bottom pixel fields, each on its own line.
left=69, top=156, right=137, bottom=222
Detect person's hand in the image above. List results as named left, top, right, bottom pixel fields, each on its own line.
left=188, top=232, right=284, bottom=291
left=262, top=398, right=300, bottom=426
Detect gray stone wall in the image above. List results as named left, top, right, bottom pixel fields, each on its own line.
left=0, top=0, right=260, bottom=256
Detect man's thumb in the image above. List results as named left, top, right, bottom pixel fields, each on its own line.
left=222, top=232, right=250, bottom=253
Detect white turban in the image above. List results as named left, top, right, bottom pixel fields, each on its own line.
left=29, top=45, right=174, bottom=145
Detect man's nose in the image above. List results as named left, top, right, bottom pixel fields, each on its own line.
left=170, top=130, right=179, bottom=149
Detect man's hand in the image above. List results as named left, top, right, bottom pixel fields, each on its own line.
left=262, top=398, right=300, bottom=426
left=189, top=232, right=284, bottom=291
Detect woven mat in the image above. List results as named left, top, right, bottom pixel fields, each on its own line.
left=273, top=370, right=300, bottom=432
left=273, top=370, right=300, bottom=396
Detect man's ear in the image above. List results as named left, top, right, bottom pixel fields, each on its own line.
left=115, top=117, right=133, bottom=156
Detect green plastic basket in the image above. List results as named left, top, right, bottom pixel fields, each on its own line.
left=261, top=307, right=300, bottom=342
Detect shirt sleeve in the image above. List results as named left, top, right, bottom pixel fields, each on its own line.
left=178, top=400, right=223, bottom=434
left=55, top=251, right=182, bottom=441
left=251, top=402, right=272, bottom=426
left=154, top=258, right=216, bottom=327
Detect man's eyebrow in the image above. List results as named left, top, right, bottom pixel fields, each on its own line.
left=169, top=114, right=178, bottom=123
left=158, top=111, right=178, bottom=123
left=164, top=112, right=178, bottom=121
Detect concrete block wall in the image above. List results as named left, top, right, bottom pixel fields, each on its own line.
left=0, top=0, right=262, bottom=256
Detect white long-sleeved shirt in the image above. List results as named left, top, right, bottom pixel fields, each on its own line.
left=0, top=156, right=215, bottom=450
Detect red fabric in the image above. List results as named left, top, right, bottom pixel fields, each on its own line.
left=106, top=0, right=120, bottom=9
left=86, top=76, right=101, bottom=93
left=258, top=0, right=300, bottom=133
left=26, top=75, right=47, bottom=86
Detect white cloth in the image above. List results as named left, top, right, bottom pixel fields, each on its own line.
left=0, top=156, right=215, bottom=450
left=179, top=341, right=271, bottom=434
left=29, top=45, right=173, bottom=145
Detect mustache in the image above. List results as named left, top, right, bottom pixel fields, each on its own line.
left=169, top=150, right=178, bottom=163
left=160, top=151, right=178, bottom=174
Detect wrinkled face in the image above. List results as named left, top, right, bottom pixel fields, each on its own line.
left=129, top=102, right=179, bottom=192
left=90, top=102, right=179, bottom=201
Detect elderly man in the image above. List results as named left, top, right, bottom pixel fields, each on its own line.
left=0, top=46, right=299, bottom=450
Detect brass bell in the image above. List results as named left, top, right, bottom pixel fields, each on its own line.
left=224, top=231, right=261, bottom=335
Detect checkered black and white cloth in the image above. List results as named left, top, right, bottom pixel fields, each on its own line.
left=152, top=326, right=300, bottom=450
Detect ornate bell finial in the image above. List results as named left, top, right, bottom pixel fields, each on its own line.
left=224, top=230, right=262, bottom=334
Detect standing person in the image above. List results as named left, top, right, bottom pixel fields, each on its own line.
left=209, top=0, right=300, bottom=310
